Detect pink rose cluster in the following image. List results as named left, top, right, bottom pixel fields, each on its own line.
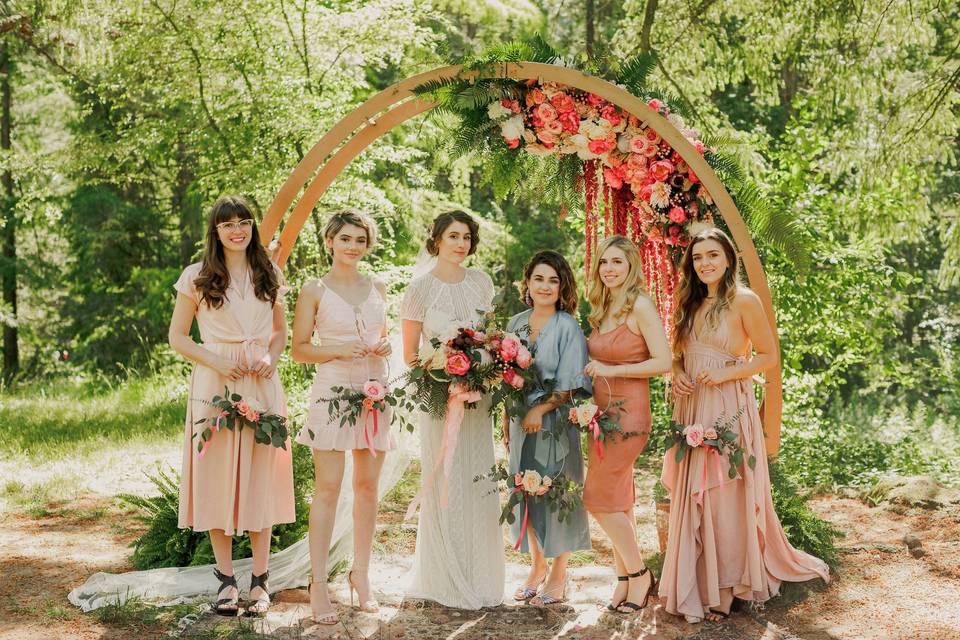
left=234, top=401, right=259, bottom=423
left=486, top=81, right=714, bottom=249
left=487, top=333, right=533, bottom=390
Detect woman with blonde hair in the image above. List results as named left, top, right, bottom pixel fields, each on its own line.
left=291, top=208, right=395, bottom=624
left=582, top=235, right=671, bottom=613
left=660, top=228, right=828, bottom=622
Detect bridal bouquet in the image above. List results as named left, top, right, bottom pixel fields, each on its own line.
left=566, top=399, right=627, bottom=463
left=474, top=463, right=583, bottom=549
left=193, top=387, right=289, bottom=457
left=407, top=314, right=536, bottom=419
left=314, top=379, right=416, bottom=454
left=663, top=409, right=753, bottom=502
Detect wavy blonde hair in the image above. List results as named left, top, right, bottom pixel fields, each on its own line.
left=672, top=227, right=741, bottom=356
left=587, top=235, right=647, bottom=329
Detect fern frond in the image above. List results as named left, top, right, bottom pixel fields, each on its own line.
left=617, top=52, right=658, bottom=96
left=704, top=150, right=745, bottom=185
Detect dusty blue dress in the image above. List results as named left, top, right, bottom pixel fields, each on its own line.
left=507, top=309, right=592, bottom=557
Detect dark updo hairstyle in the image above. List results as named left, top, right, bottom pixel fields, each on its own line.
left=425, top=211, right=480, bottom=257
left=194, top=195, right=279, bottom=309
left=520, top=250, right=579, bottom=314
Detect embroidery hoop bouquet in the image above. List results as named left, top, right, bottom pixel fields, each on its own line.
left=474, top=463, right=583, bottom=549
left=663, top=409, right=753, bottom=501
left=193, top=387, right=290, bottom=458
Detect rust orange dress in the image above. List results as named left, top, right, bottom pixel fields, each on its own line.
left=582, top=323, right=652, bottom=513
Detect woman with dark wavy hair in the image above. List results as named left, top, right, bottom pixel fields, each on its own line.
left=660, top=227, right=828, bottom=623
left=168, top=195, right=294, bottom=616
left=502, top=250, right=592, bottom=605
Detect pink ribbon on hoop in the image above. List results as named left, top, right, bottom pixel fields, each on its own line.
left=198, top=411, right=229, bottom=460
left=513, top=488, right=530, bottom=551
left=589, top=419, right=604, bottom=463
left=695, top=446, right=726, bottom=505
left=362, top=404, right=380, bottom=458
left=405, top=383, right=482, bottom=520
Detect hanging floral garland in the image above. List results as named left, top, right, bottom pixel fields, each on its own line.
left=414, top=38, right=789, bottom=339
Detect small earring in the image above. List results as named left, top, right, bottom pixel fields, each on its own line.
left=524, top=290, right=533, bottom=306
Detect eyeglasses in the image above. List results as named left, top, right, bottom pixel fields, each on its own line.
left=216, top=219, right=254, bottom=233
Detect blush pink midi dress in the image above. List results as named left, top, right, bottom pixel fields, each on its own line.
left=174, top=263, right=296, bottom=536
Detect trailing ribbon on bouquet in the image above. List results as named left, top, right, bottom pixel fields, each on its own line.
left=589, top=418, right=604, bottom=463
left=360, top=398, right=380, bottom=458
left=198, top=410, right=229, bottom=459
left=513, top=487, right=530, bottom=551
left=405, top=383, right=482, bottom=520
left=696, top=446, right=726, bottom=505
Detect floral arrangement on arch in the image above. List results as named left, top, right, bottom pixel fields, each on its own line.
left=486, top=83, right=714, bottom=327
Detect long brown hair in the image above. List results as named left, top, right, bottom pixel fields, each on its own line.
left=520, top=250, right=579, bottom=314
left=194, top=195, right=279, bottom=309
left=586, top=236, right=647, bottom=329
left=672, top=227, right=741, bottom=355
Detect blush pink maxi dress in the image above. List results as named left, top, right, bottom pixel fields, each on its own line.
left=174, top=263, right=295, bottom=536
left=660, top=315, right=829, bottom=618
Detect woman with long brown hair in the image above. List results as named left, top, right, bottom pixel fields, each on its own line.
left=168, top=195, right=295, bottom=616
left=581, top=235, right=671, bottom=613
left=660, top=227, right=828, bottom=622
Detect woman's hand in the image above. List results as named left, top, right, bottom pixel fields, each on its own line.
left=211, top=355, right=246, bottom=381
left=337, top=340, right=369, bottom=360
left=370, top=337, right=392, bottom=358
left=584, top=360, right=615, bottom=378
left=695, top=368, right=730, bottom=386
left=672, top=364, right=695, bottom=397
left=251, top=353, right=276, bottom=379
left=521, top=405, right=546, bottom=434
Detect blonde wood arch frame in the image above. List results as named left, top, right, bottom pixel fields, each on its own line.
left=262, top=62, right=783, bottom=455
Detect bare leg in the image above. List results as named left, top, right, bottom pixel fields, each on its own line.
left=593, top=510, right=652, bottom=608
left=515, top=526, right=549, bottom=600
left=309, top=450, right=346, bottom=619
left=349, top=449, right=385, bottom=611
left=247, top=527, right=272, bottom=607
left=209, top=529, right=237, bottom=610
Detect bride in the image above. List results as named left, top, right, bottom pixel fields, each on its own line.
left=399, top=211, right=506, bottom=609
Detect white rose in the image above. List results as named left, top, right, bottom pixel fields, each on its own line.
left=418, top=342, right=439, bottom=364
left=541, top=476, right=552, bottom=489
left=667, top=113, right=686, bottom=130
left=245, top=397, right=266, bottom=414
left=521, top=470, right=543, bottom=494
left=429, top=347, right=449, bottom=370
left=617, top=133, right=632, bottom=153
left=575, top=402, right=599, bottom=427
left=487, top=100, right=512, bottom=120
left=500, top=115, right=525, bottom=141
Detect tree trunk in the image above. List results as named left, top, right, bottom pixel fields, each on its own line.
left=173, top=137, right=200, bottom=266
left=1, top=42, right=18, bottom=381
left=585, top=0, right=595, bottom=58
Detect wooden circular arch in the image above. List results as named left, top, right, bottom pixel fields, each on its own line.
left=262, top=62, right=783, bottom=455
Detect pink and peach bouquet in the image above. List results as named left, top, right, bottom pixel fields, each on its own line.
left=193, top=386, right=290, bottom=457
left=408, top=316, right=536, bottom=419
left=663, top=409, right=754, bottom=479
left=316, top=377, right=416, bottom=439
left=474, top=462, right=582, bottom=549
left=566, top=398, right=627, bottom=463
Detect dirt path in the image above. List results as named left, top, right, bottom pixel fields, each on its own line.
left=2, top=479, right=958, bottom=640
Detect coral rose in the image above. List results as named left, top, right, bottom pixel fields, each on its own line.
left=363, top=380, right=387, bottom=401
left=683, top=424, right=704, bottom=447
left=445, top=352, right=471, bottom=376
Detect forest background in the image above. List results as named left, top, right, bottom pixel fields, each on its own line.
left=1, top=0, right=959, bottom=539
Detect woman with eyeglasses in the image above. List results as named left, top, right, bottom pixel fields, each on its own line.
left=291, top=209, right=395, bottom=625
left=168, top=195, right=295, bottom=616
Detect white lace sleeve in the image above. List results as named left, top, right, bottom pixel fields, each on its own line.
left=399, top=276, right=430, bottom=322
left=474, top=269, right=495, bottom=311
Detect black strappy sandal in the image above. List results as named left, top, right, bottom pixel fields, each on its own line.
left=247, top=570, right=271, bottom=615
left=605, top=575, right=629, bottom=611
left=213, top=568, right=239, bottom=616
left=614, top=567, right=658, bottom=614
left=706, top=608, right=729, bottom=621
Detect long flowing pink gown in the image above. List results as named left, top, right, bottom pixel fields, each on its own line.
left=660, top=314, right=828, bottom=618
left=175, top=263, right=295, bottom=536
